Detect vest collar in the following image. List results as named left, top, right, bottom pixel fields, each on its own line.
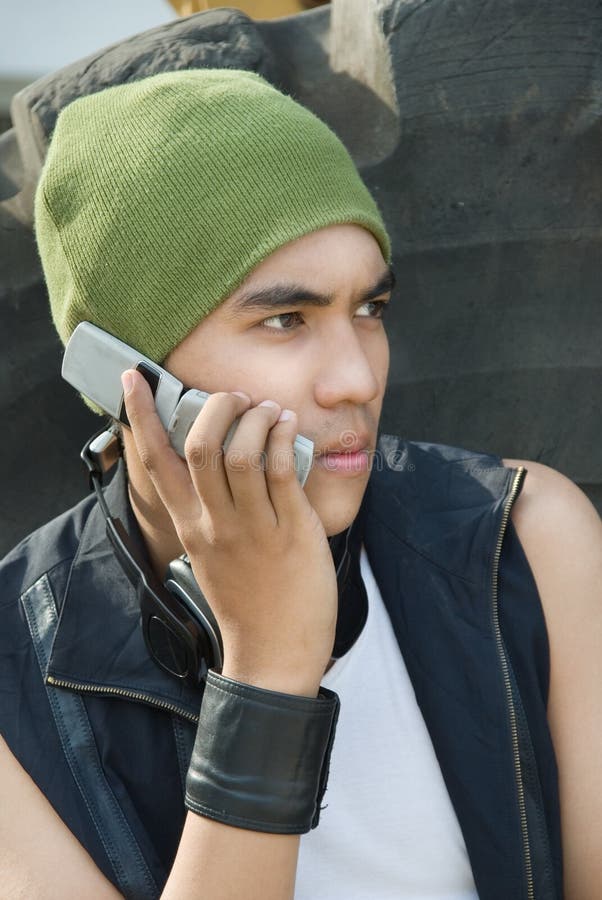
left=46, top=460, right=203, bottom=721
left=45, top=455, right=369, bottom=719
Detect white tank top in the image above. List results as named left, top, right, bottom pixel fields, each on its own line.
left=295, top=546, right=479, bottom=899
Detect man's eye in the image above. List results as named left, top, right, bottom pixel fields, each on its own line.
left=258, top=312, right=304, bottom=333
left=257, top=300, right=390, bottom=335
left=356, top=300, right=390, bottom=318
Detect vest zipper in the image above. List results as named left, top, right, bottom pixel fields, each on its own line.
left=491, top=465, right=532, bottom=899
left=45, top=675, right=200, bottom=724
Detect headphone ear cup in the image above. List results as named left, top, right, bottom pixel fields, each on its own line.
left=164, top=556, right=224, bottom=672
left=163, top=526, right=365, bottom=677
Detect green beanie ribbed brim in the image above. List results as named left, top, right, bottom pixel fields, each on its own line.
left=35, top=68, right=391, bottom=376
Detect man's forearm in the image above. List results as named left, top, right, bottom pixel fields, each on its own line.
left=162, top=668, right=332, bottom=900
left=162, top=813, right=300, bottom=900
left=1, top=735, right=300, bottom=900
left=0, top=735, right=121, bottom=900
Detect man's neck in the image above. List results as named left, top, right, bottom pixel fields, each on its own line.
left=127, top=482, right=185, bottom=582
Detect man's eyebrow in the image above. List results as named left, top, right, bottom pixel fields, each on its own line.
left=226, top=266, right=396, bottom=318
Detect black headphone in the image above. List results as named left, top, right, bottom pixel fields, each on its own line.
left=81, top=426, right=367, bottom=687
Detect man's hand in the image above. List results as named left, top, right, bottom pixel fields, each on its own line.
left=121, top=370, right=338, bottom=697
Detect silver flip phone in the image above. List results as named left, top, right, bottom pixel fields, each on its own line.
left=62, top=322, right=314, bottom=487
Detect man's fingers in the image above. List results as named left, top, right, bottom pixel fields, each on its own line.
left=123, top=377, right=309, bottom=543
left=264, top=410, right=312, bottom=525
left=183, top=391, right=253, bottom=514
left=220, top=400, right=283, bottom=522
left=121, top=369, right=197, bottom=519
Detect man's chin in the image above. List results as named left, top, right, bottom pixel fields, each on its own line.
left=306, top=472, right=369, bottom=537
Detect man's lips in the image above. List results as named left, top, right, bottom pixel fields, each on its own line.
left=315, top=435, right=371, bottom=456
left=313, top=435, right=372, bottom=474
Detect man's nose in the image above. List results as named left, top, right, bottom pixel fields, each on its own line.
left=312, top=322, right=384, bottom=408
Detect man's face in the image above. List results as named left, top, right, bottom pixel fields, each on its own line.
left=164, top=223, right=392, bottom=536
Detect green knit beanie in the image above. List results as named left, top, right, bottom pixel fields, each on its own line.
left=35, top=68, right=391, bottom=376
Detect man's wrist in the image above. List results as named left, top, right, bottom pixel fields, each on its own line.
left=185, top=670, right=340, bottom=834
left=220, top=664, right=323, bottom=698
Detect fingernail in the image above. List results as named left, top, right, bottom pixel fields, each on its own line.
left=278, top=409, right=294, bottom=422
left=231, top=391, right=250, bottom=401
left=121, top=371, right=133, bottom=395
left=259, top=400, right=280, bottom=409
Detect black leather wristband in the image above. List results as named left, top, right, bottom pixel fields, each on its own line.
left=185, top=670, right=340, bottom=834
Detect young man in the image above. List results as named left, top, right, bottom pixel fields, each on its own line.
left=1, top=69, right=601, bottom=900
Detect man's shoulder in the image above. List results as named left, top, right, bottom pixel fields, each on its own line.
left=502, top=464, right=602, bottom=899
left=503, top=456, right=597, bottom=524
left=0, top=490, right=97, bottom=607
left=503, top=455, right=602, bottom=608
